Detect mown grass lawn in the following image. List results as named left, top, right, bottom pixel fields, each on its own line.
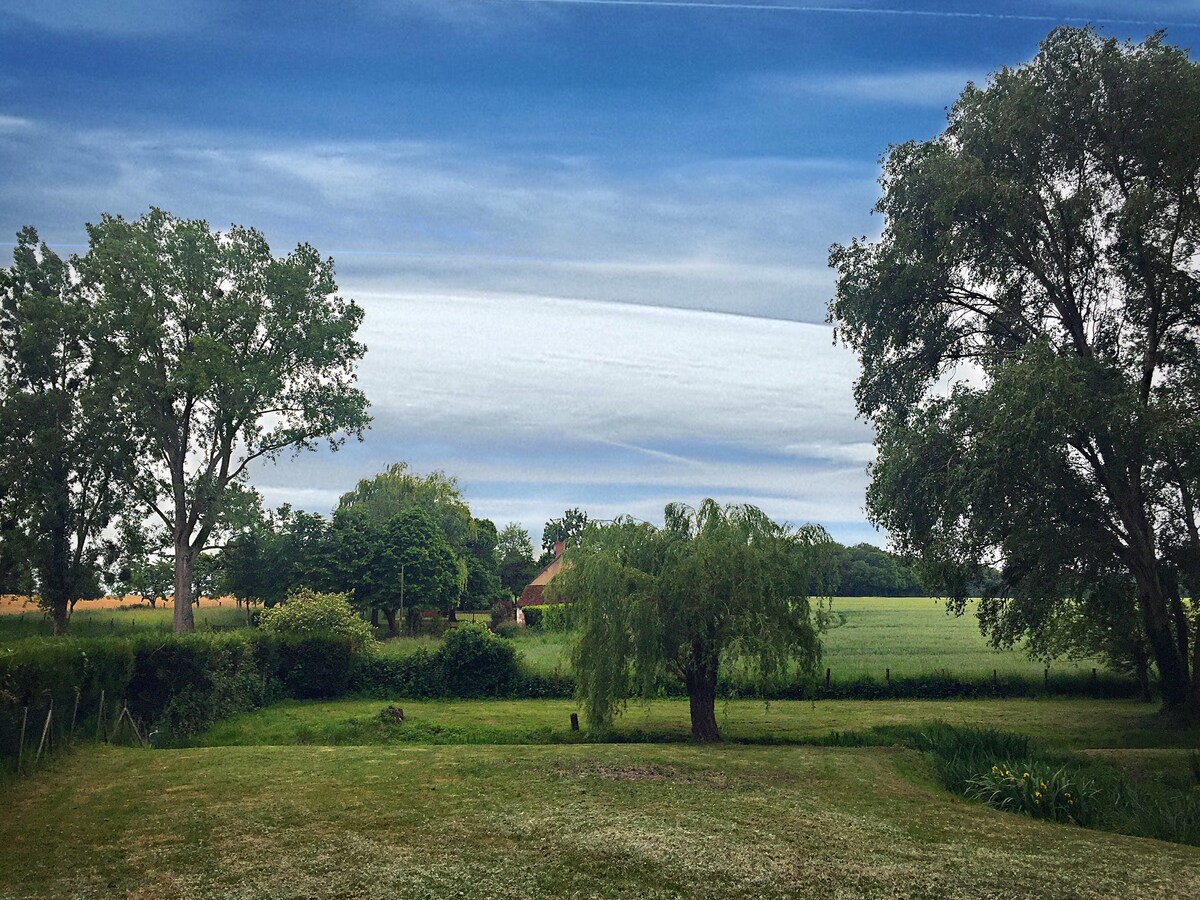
left=4, top=741, right=1199, bottom=899
left=193, top=697, right=1200, bottom=752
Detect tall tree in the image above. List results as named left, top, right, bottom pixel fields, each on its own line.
left=0, top=228, right=132, bottom=633
left=82, top=209, right=370, bottom=633
left=328, top=507, right=460, bottom=636
left=461, top=518, right=505, bottom=610
left=553, top=500, right=835, bottom=741
left=336, top=463, right=472, bottom=613
left=338, top=463, right=474, bottom=550
left=496, top=522, right=538, bottom=596
left=540, top=507, right=588, bottom=561
left=829, top=27, right=1200, bottom=714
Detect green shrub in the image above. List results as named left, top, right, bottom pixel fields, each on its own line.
left=258, top=589, right=374, bottom=653
left=489, top=600, right=513, bottom=630
left=271, top=634, right=354, bottom=699
left=494, top=620, right=522, bottom=640
left=435, top=624, right=520, bottom=697
left=522, top=603, right=576, bottom=632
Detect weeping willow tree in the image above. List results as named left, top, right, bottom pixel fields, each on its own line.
left=551, top=500, right=837, bottom=741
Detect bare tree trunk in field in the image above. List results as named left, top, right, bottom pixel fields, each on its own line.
left=173, top=534, right=194, bottom=633
left=685, top=653, right=721, bottom=742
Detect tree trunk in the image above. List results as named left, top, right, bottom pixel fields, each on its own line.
left=685, top=662, right=721, bottom=742
left=1133, top=576, right=1190, bottom=710
left=383, top=607, right=399, bottom=637
left=173, top=536, right=195, bottom=633
left=370, top=607, right=379, bottom=628
left=51, top=600, right=69, bottom=636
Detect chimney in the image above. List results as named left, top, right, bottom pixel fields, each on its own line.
left=554, top=540, right=565, bottom=559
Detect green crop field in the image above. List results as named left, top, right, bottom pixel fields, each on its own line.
left=372, top=597, right=1100, bottom=683
left=0, top=603, right=248, bottom=642
left=4, top=699, right=1200, bottom=899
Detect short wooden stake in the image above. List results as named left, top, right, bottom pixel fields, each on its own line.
left=1091, top=667, right=1097, bottom=682
left=885, top=668, right=890, bottom=684
left=992, top=669, right=997, bottom=684
left=1044, top=668, right=1050, bottom=688
left=570, top=713, right=580, bottom=731
left=824, top=667, right=831, bottom=688
left=35, top=701, right=53, bottom=763
left=95, top=689, right=106, bottom=741
left=17, top=706, right=28, bottom=774
left=69, top=690, right=81, bottom=743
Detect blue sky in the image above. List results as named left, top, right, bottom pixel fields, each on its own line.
left=2, top=1, right=1198, bottom=545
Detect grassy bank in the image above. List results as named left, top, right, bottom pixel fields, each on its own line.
left=192, top=697, right=1199, bottom=751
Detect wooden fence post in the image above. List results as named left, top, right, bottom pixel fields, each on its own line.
left=69, top=690, right=80, bottom=743
left=35, top=701, right=53, bottom=763
left=824, top=668, right=831, bottom=688
left=16, top=706, right=28, bottom=775
left=885, top=668, right=890, bottom=684
left=95, top=690, right=106, bottom=741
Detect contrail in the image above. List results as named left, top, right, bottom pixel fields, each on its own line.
left=498, top=0, right=1200, bottom=29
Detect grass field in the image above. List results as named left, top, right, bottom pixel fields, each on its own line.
left=193, top=697, right=1199, bottom=751
left=0, top=598, right=1101, bottom=686
left=0, top=601, right=248, bottom=641
left=373, top=598, right=1100, bottom=682
left=4, top=739, right=1199, bottom=899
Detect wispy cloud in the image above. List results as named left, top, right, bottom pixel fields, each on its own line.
left=253, top=292, right=876, bottom=540
left=0, top=121, right=880, bottom=542
left=0, top=124, right=879, bottom=323
left=0, top=115, right=34, bottom=132
left=763, top=68, right=985, bottom=108
left=477, top=0, right=1200, bottom=29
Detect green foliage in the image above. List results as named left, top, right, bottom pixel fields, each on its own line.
left=435, top=624, right=519, bottom=697
left=349, top=624, right=534, bottom=699
left=539, top=507, right=588, bottom=562
left=556, top=500, right=837, bottom=740
left=258, top=588, right=374, bottom=653
left=832, top=543, right=925, bottom=596
left=221, top=504, right=330, bottom=607
left=523, top=603, right=574, bottom=632
left=829, top=27, right=1200, bottom=712
left=0, top=227, right=134, bottom=633
left=965, top=763, right=1094, bottom=824
left=494, top=619, right=523, bottom=639
left=497, top=522, right=538, bottom=595
left=82, top=207, right=370, bottom=631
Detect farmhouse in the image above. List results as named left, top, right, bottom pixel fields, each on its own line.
left=517, top=540, right=567, bottom=607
